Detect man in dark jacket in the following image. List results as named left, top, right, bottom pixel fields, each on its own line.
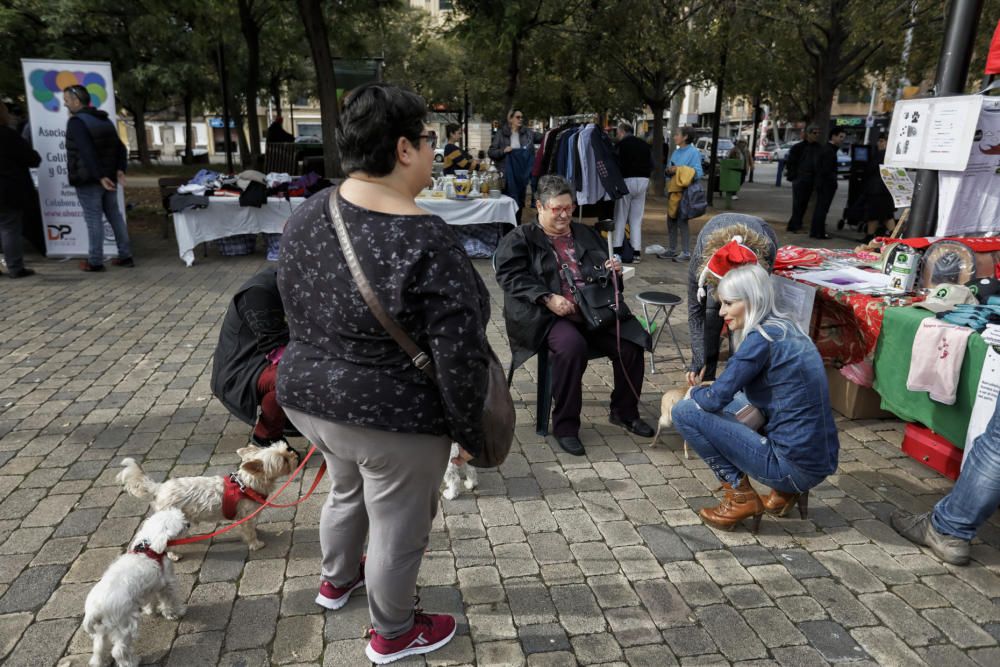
left=211, top=268, right=291, bottom=446
left=0, top=101, right=41, bottom=278
left=495, top=175, right=653, bottom=456
left=785, top=126, right=821, bottom=232
left=266, top=115, right=295, bottom=145
left=810, top=128, right=845, bottom=239
left=63, top=84, right=133, bottom=272
left=613, top=122, right=653, bottom=262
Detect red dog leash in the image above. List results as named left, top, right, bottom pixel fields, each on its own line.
left=167, top=445, right=327, bottom=547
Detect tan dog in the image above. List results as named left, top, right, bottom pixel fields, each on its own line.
left=118, top=443, right=299, bottom=553
left=650, top=387, right=693, bottom=459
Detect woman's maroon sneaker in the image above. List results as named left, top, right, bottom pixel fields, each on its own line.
left=314, top=558, right=365, bottom=610
left=365, top=611, right=457, bottom=664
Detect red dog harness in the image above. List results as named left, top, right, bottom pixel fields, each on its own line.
left=221, top=473, right=269, bottom=520
left=130, top=541, right=166, bottom=567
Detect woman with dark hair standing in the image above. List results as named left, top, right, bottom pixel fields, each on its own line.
left=277, top=83, right=490, bottom=664
left=489, top=108, right=540, bottom=223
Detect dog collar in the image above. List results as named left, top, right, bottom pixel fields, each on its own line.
left=221, top=473, right=269, bottom=520
left=130, top=540, right=166, bottom=567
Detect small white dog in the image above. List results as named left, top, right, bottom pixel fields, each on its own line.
left=117, top=442, right=299, bottom=551
left=82, top=508, right=189, bottom=667
left=650, top=387, right=693, bottom=459
left=442, top=443, right=478, bottom=500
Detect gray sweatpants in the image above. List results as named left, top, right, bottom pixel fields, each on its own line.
left=284, top=407, right=450, bottom=638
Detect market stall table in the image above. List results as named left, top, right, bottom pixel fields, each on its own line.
left=873, top=306, right=987, bottom=449
left=415, top=195, right=518, bottom=257
left=172, top=196, right=305, bottom=266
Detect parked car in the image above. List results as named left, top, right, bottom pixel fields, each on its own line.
left=754, top=143, right=778, bottom=162
left=775, top=141, right=798, bottom=161
left=434, top=147, right=444, bottom=163
left=695, top=137, right=736, bottom=173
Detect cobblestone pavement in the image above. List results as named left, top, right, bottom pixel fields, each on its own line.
left=2, top=212, right=999, bottom=667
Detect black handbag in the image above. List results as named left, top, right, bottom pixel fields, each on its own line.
left=326, top=190, right=514, bottom=468
left=561, top=264, right=622, bottom=331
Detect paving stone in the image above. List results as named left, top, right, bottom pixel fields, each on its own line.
left=696, top=604, right=767, bottom=661
left=3, top=617, right=78, bottom=667
left=30, top=536, right=87, bottom=566
left=813, top=550, right=886, bottom=594
left=663, top=625, right=718, bottom=657
left=674, top=524, right=725, bottom=553
left=570, top=541, right=619, bottom=576
left=922, top=608, right=998, bottom=648
left=467, top=603, right=518, bottom=641
left=322, top=595, right=371, bottom=642
left=697, top=550, right=754, bottom=586
left=526, top=532, right=571, bottom=565
left=36, top=581, right=90, bottom=620
left=798, top=620, right=871, bottom=663
left=426, top=634, right=474, bottom=666
left=970, top=646, right=1000, bottom=667
left=458, top=566, right=504, bottom=605
left=199, top=541, right=249, bottom=583
left=634, top=578, right=694, bottom=628
left=579, top=491, right=624, bottom=522
left=0, top=554, right=31, bottom=585
left=772, top=645, right=838, bottom=667
left=179, top=582, right=237, bottom=633
left=923, top=574, right=1000, bottom=623
left=850, top=627, right=928, bottom=666
left=603, top=606, right=660, bottom=647
left=322, top=638, right=368, bottom=666
left=596, top=520, right=642, bottom=547
left=552, top=509, right=601, bottom=543
left=272, top=614, right=324, bottom=664
left=0, top=612, right=33, bottom=660
left=165, top=631, right=225, bottom=667
left=452, top=537, right=494, bottom=568
left=539, top=562, right=585, bottom=587
left=525, top=651, right=577, bottom=667
left=225, top=596, right=279, bottom=650
left=771, top=549, right=830, bottom=579
left=918, top=645, right=980, bottom=667
left=475, top=639, right=526, bottom=666
left=570, top=632, right=623, bottom=664
left=550, top=584, right=606, bottom=635
left=858, top=591, right=941, bottom=646
left=745, top=564, right=805, bottom=598
left=637, top=524, right=693, bottom=564
left=742, top=607, right=807, bottom=648
left=803, top=578, right=877, bottom=628
left=613, top=545, right=664, bottom=581
left=518, top=623, right=571, bottom=654
left=776, top=595, right=828, bottom=623
left=0, top=564, right=68, bottom=613
left=663, top=561, right=726, bottom=607
left=505, top=577, right=557, bottom=626
left=723, top=584, right=773, bottom=609
left=514, top=501, right=558, bottom=533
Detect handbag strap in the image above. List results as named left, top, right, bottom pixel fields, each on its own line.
left=325, top=189, right=436, bottom=381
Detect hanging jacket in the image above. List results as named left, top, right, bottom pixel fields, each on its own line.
left=65, top=107, right=127, bottom=187
left=589, top=127, right=629, bottom=201
left=667, top=165, right=696, bottom=218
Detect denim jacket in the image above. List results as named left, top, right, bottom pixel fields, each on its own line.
left=691, top=321, right=839, bottom=479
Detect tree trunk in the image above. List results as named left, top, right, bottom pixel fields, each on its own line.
left=269, top=73, right=282, bottom=115
left=650, top=101, right=666, bottom=196
left=238, top=0, right=263, bottom=168
left=503, top=38, right=521, bottom=113
left=183, top=93, right=194, bottom=161
left=233, top=105, right=252, bottom=170
left=296, top=0, right=342, bottom=177
left=132, top=101, right=150, bottom=167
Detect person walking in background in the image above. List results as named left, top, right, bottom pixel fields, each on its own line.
left=785, top=126, right=820, bottom=233
left=63, top=84, right=133, bottom=272
left=488, top=108, right=540, bottom=224
left=265, top=115, right=295, bottom=145
left=660, top=126, right=703, bottom=261
left=442, top=123, right=478, bottom=175
left=810, top=127, right=845, bottom=240
left=612, top=122, right=653, bottom=263
left=277, top=83, right=490, bottom=664
left=0, top=101, right=40, bottom=279
left=862, top=135, right=896, bottom=242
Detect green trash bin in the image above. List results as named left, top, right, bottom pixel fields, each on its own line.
left=719, top=158, right=743, bottom=209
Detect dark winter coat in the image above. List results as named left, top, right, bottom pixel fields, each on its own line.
left=589, top=128, right=630, bottom=199
left=211, top=269, right=289, bottom=425
left=0, top=126, right=41, bottom=209
left=494, top=221, right=651, bottom=372
left=616, top=135, right=654, bottom=179
left=65, top=107, right=127, bottom=187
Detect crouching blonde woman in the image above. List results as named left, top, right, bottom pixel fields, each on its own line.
left=672, top=263, right=839, bottom=532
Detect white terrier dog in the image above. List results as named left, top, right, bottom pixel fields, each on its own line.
left=442, top=443, right=478, bottom=500
left=117, top=442, right=299, bottom=551
left=82, top=508, right=189, bottom=667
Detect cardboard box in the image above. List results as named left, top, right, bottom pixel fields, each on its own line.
left=826, top=366, right=895, bottom=420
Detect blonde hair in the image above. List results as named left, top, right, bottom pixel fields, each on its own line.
left=717, top=264, right=804, bottom=349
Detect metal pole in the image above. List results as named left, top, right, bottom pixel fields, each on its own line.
left=906, top=0, right=984, bottom=237
left=863, top=81, right=878, bottom=145
left=217, top=41, right=234, bottom=174
left=749, top=91, right=761, bottom=183
left=463, top=82, right=469, bottom=151
left=707, top=43, right=727, bottom=206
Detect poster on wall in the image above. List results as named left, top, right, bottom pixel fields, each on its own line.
left=937, top=96, right=1000, bottom=237
left=885, top=95, right=982, bottom=171
left=20, top=59, right=125, bottom=258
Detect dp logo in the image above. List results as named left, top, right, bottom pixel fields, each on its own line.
left=47, top=224, right=72, bottom=240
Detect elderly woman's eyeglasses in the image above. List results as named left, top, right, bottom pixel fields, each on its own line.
left=546, top=204, right=575, bottom=217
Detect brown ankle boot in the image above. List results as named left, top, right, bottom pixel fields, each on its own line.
left=700, top=475, right=765, bottom=533
left=761, top=489, right=809, bottom=519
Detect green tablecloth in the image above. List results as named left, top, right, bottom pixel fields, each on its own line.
left=873, top=306, right=986, bottom=448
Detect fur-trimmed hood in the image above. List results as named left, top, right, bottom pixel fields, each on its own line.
left=696, top=220, right=775, bottom=290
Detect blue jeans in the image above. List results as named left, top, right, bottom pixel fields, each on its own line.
left=76, top=183, right=131, bottom=266
left=672, top=398, right=822, bottom=493
left=932, top=405, right=1000, bottom=541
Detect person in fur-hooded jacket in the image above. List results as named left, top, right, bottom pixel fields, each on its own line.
left=686, top=214, right=777, bottom=385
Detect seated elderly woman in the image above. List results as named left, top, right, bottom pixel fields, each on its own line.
left=495, top=174, right=653, bottom=456
left=672, top=260, right=839, bottom=533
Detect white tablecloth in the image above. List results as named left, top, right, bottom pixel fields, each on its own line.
left=415, top=195, right=518, bottom=226
left=172, top=196, right=305, bottom=266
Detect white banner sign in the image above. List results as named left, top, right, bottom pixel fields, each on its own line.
left=937, top=96, right=1000, bottom=237
left=21, top=59, right=125, bottom=257
left=885, top=95, right=983, bottom=171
